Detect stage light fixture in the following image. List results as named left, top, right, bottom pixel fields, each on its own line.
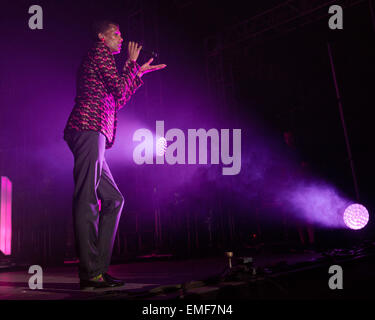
left=343, top=203, right=369, bottom=230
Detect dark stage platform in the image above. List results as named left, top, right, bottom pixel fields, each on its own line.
left=1, top=243, right=374, bottom=300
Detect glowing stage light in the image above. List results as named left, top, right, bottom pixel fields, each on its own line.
left=343, top=203, right=369, bottom=230
left=156, top=137, right=167, bottom=156
left=0, top=176, right=12, bottom=255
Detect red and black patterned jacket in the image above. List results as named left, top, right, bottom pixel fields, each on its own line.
left=63, top=41, right=143, bottom=149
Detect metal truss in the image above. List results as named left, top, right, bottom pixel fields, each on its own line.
left=204, top=0, right=368, bottom=112
left=205, top=0, right=367, bottom=57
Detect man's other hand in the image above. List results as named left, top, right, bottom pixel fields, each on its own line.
left=137, top=58, right=167, bottom=78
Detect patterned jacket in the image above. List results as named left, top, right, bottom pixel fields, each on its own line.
left=63, top=41, right=143, bottom=149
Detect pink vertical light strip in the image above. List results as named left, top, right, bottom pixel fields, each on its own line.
left=0, top=177, right=5, bottom=254
left=0, top=176, right=12, bottom=255
left=6, top=178, right=12, bottom=255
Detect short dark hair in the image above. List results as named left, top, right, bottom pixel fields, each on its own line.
left=91, top=20, right=119, bottom=41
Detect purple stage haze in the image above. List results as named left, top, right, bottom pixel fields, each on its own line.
left=0, top=2, right=358, bottom=238
left=279, top=181, right=350, bottom=228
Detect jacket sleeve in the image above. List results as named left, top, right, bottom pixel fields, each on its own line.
left=91, top=44, right=143, bottom=109
left=118, top=60, right=144, bottom=110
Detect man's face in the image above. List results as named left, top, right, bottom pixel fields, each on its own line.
left=99, top=24, right=123, bottom=54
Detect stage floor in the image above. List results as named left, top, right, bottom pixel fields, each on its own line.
left=0, top=251, right=324, bottom=300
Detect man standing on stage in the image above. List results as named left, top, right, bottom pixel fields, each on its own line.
left=63, top=20, right=166, bottom=289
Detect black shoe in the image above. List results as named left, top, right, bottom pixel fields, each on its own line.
left=80, top=275, right=118, bottom=290
left=102, top=273, right=126, bottom=286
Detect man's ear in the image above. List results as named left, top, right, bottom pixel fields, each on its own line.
left=98, top=32, right=104, bottom=41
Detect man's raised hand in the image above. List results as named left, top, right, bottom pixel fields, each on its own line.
left=137, top=58, right=167, bottom=78
left=127, top=41, right=142, bottom=62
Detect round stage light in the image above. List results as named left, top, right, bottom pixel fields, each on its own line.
left=343, top=203, right=369, bottom=230
left=156, top=137, right=167, bottom=156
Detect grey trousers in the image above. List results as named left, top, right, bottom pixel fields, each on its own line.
left=65, top=130, right=124, bottom=280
